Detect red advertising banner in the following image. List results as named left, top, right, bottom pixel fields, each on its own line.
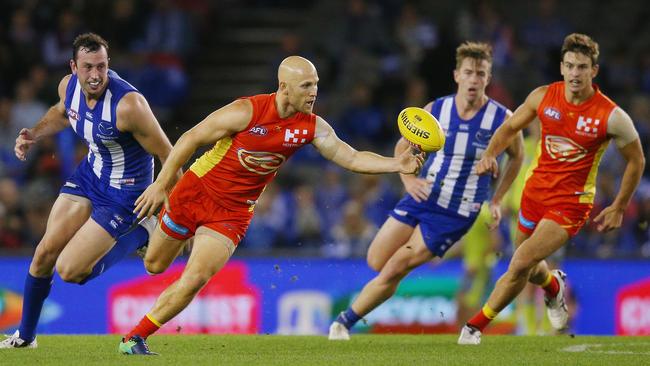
left=108, top=261, right=261, bottom=334
left=615, top=278, right=650, bottom=335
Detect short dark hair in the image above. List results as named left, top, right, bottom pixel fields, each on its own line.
left=72, top=33, right=109, bottom=61
left=455, top=41, right=493, bottom=69
left=561, top=33, right=599, bottom=65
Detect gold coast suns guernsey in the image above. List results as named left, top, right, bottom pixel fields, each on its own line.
left=524, top=82, right=617, bottom=206
left=189, top=93, right=316, bottom=210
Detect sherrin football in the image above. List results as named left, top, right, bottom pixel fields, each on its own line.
left=397, top=107, right=445, bottom=152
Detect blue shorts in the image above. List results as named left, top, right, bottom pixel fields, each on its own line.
left=60, top=160, right=143, bottom=238
left=389, top=195, right=478, bottom=257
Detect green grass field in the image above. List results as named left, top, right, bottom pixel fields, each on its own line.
left=1, top=334, right=649, bottom=365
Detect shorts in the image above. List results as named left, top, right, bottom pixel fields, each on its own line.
left=517, top=192, right=592, bottom=237
left=60, top=160, right=142, bottom=238
left=159, top=171, right=252, bottom=245
left=389, top=195, right=478, bottom=257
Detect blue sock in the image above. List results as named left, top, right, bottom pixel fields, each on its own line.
left=336, top=308, right=361, bottom=330
left=80, top=225, right=149, bottom=284
left=18, top=273, right=53, bottom=342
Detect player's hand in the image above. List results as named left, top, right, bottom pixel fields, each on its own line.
left=486, top=201, right=502, bottom=231
left=134, top=181, right=170, bottom=220
left=476, top=155, right=498, bottom=178
left=402, top=175, right=431, bottom=202
left=398, top=148, right=425, bottom=175
left=592, top=205, right=625, bottom=232
left=15, top=128, right=36, bottom=161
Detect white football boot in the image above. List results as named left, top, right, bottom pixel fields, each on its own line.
left=328, top=321, right=350, bottom=341
left=545, top=269, right=569, bottom=330
left=0, top=330, right=37, bottom=349
left=457, top=325, right=481, bottom=345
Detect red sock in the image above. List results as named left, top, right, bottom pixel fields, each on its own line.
left=541, top=273, right=560, bottom=298
left=467, top=304, right=498, bottom=331
left=125, top=314, right=161, bottom=340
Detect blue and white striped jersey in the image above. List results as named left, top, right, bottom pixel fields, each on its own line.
left=421, top=95, right=510, bottom=217
left=64, top=70, right=153, bottom=191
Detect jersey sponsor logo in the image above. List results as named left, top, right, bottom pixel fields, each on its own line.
left=475, top=129, right=492, bottom=144
left=237, top=149, right=286, bottom=175
left=86, top=111, right=94, bottom=120
left=543, top=107, right=562, bottom=121
left=98, top=121, right=115, bottom=136
left=283, top=129, right=309, bottom=147
left=249, top=126, right=268, bottom=136
left=545, top=135, right=587, bottom=162
left=575, top=116, right=600, bottom=138
left=67, top=109, right=80, bottom=121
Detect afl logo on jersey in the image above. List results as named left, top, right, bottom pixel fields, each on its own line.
left=67, top=109, right=80, bottom=121
left=249, top=126, right=268, bottom=136
left=545, top=135, right=587, bottom=162
left=237, top=149, right=286, bottom=175
left=543, top=107, right=561, bottom=121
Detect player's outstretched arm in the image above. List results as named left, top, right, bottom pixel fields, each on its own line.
left=476, top=86, right=546, bottom=177
left=487, top=113, right=525, bottom=229
left=117, top=92, right=180, bottom=181
left=134, top=99, right=253, bottom=219
left=593, top=108, right=645, bottom=232
left=15, top=75, right=71, bottom=161
left=311, top=116, right=424, bottom=175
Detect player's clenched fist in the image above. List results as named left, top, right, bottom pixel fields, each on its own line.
left=476, top=155, right=499, bottom=178
left=15, top=128, right=36, bottom=161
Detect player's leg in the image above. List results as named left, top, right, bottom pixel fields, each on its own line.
left=55, top=218, right=120, bottom=283
left=366, top=217, right=416, bottom=271
left=119, top=229, right=234, bottom=355
left=143, top=225, right=189, bottom=275
left=0, top=194, right=91, bottom=348
left=330, top=226, right=435, bottom=340
left=461, top=219, right=568, bottom=343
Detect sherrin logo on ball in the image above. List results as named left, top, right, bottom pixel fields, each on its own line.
left=397, top=107, right=445, bottom=152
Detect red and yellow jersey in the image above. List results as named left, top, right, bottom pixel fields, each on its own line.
left=524, top=82, right=616, bottom=206
left=189, top=93, right=316, bottom=210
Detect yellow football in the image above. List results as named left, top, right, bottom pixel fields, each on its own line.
left=397, top=107, right=445, bottom=152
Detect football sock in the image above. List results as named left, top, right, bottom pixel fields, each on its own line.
left=467, top=304, right=498, bottom=331
left=80, top=225, right=149, bottom=284
left=125, top=314, right=161, bottom=340
left=541, top=273, right=560, bottom=298
left=18, top=273, right=54, bottom=342
left=336, top=308, right=361, bottom=330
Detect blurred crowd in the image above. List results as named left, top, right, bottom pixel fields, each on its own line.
left=0, top=0, right=649, bottom=259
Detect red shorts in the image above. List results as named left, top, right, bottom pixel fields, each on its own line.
left=517, top=192, right=592, bottom=237
left=159, top=171, right=253, bottom=245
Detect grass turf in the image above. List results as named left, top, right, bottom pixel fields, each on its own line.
left=1, top=334, right=649, bottom=365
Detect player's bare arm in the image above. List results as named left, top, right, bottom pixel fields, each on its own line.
left=134, top=99, right=253, bottom=219
left=487, top=112, right=524, bottom=229
left=15, top=75, right=71, bottom=161
left=477, top=86, right=546, bottom=177
left=311, top=116, right=424, bottom=175
left=116, top=92, right=178, bottom=178
left=593, top=108, right=645, bottom=232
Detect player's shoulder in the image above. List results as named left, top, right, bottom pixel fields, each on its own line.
left=107, top=69, right=139, bottom=94
left=486, top=97, right=510, bottom=114
left=423, top=94, right=454, bottom=114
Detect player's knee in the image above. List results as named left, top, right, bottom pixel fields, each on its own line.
left=366, top=253, right=384, bottom=272
left=180, top=271, right=212, bottom=294
left=144, top=258, right=166, bottom=275
left=508, top=256, right=536, bottom=279
left=30, top=241, right=60, bottom=275
left=56, top=262, right=89, bottom=284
